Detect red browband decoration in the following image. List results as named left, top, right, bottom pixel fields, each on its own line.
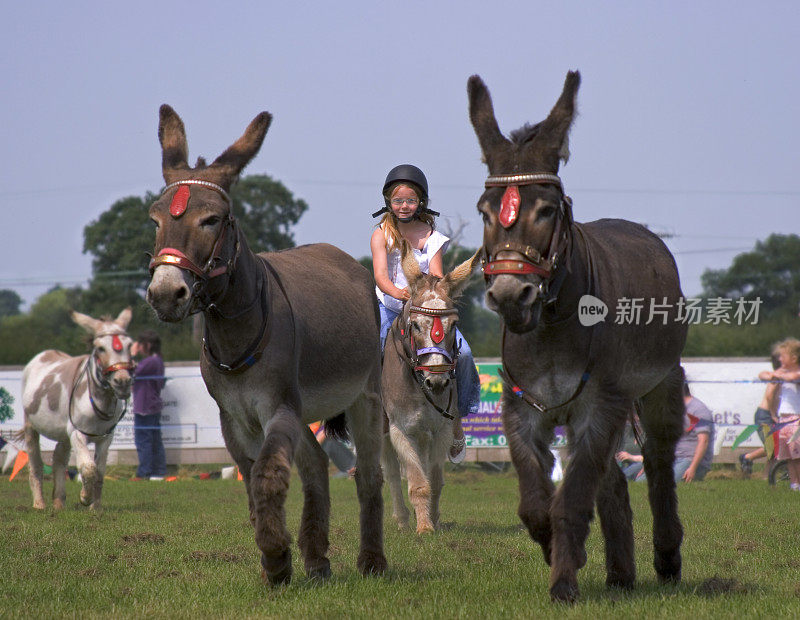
left=483, top=259, right=551, bottom=278
left=499, top=186, right=521, bottom=228
left=111, top=335, right=123, bottom=352
left=169, top=184, right=191, bottom=218
left=431, top=316, right=444, bottom=344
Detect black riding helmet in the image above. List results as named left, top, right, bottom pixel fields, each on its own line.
left=371, top=164, right=440, bottom=218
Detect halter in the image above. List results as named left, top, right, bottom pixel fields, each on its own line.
left=390, top=302, right=461, bottom=420
left=481, top=172, right=573, bottom=300
left=68, top=338, right=133, bottom=438
left=148, top=179, right=239, bottom=314
left=93, top=331, right=137, bottom=381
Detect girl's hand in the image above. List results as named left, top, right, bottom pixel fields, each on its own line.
left=399, top=287, right=410, bottom=301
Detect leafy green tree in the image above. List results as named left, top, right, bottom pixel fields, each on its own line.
left=701, top=234, right=800, bottom=317
left=0, top=289, right=22, bottom=318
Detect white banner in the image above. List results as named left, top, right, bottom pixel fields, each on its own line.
left=0, top=359, right=775, bottom=452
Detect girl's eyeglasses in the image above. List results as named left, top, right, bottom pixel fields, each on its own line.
left=391, top=198, right=419, bottom=206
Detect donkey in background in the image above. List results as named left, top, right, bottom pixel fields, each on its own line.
left=468, top=71, right=688, bottom=601
left=21, top=308, right=134, bottom=510
left=146, top=106, right=386, bottom=584
left=382, top=246, right=479, bottom=533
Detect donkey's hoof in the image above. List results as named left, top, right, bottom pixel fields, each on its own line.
left=33, top=500, right=47, bottom=510
left=357, top=551, right=387, bottom=576
left=550, top=578, right=579, bottom=604
left=606, top=574, right=635, bottom=590
left=415, top=523, right=435, bottom=535
left=79, top=492, right=92, bottom=506
left=306, top=560, right=332, bottom=582
left=655, top=550, right=681, bottom=584
left=261, top=550, right=292, bottom=586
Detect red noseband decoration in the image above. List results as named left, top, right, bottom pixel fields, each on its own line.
left=499, top=185, right=520, bottom=228
left=431, top=316, right=444, bottom=344
left=111, top=335, right=123, bottom=352
left=169, top=184, right=191, bottom=218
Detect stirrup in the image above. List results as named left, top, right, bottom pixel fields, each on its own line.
left=449, top=437, right=466, bottom=464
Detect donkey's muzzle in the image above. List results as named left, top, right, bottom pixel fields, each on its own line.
left=485, top=276, right=542, bottom=333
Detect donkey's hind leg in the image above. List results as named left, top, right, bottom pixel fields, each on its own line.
left=639, top=366, right=684, bottom=583
left=24, top=422, right=46, bottom=510
left=295, top=425, right=331, bottom=580
left=596, top=451, right=635, bottom=589
left=347, top=387, right=387, bottom=575
left=51, top=440, right=71, bottom=510
left=252, top=403, right=301, bottom=586
left=502, top=396, right=556, bottom=564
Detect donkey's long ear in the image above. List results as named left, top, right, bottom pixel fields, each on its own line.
left=114, top=307, right=132, bottom=330
left=159, top=105, right=190, bottom=183
left=210, top=112, right=273, bottom=185
left=531, top=71, right=580, bottom=171
left=71, top=311, right=102, bottom=335
left=468, top=75, right=511, bottom=172
left=441, top=250, right=481, bottom=300
left=400, top=241, right=425, bottom=292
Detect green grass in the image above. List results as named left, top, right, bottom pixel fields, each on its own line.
left=2, top=466, right=799, bottom=619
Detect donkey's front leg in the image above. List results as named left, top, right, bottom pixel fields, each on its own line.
left=548, top=402, right=626, bottom=603
left=252, top=404, right=301, bottom=586
left=89, top=436, right=113, bottom=511
left=596, top=453, right=635, bottom=589
left=219, top=407, right=256, bottom=525
left=502, top=397, right=556, bottom=563
left=347, top=390, right=387, bottom=575
left=382, top=430, right=411, bottom=530
left=71, top=432, right=98, bottom=507
left=295, top=425, right=331, bottom=580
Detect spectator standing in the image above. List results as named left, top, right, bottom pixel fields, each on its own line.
left=132, top=330, right=166, bottom=480
left=758, top=338, right=800, bottom=491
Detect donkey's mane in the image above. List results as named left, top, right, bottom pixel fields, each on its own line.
left=509, top=122, right=543, bottom=146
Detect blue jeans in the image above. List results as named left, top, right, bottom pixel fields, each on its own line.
left=134, top=413, right=167, bottom=478
left=379, top=301, right=480, bottom=417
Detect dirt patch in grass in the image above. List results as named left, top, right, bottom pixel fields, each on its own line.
left=697, top=576, right=749, bottom=596
left=122, top=533, right=165, bottom=544
left=186, top=550, right=245, bottom=563
left=734, top=540, right=758, bottom=552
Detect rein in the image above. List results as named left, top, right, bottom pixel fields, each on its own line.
left=498, top=224, right=599, bottom=416
left=203, top=255, right=296, bottom=374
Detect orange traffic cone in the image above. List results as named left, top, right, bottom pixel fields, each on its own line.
left=237, top=467, right=243, bottom=481
left=9, top=451, right=29, bottom=481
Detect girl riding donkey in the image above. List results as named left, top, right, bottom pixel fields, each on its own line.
left=370, top=164, right=480, bottom=463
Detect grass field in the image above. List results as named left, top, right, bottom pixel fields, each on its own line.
left=2, top=464, right=799, bottom=619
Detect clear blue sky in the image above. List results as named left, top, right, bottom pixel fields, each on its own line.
left=2, top=2, right=798, bottom=309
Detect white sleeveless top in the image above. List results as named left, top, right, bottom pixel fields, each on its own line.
left=375, top=229, right=450, bottom=313
left=778, top=381, right=800, bottom=415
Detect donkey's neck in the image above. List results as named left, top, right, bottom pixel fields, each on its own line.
left=203, top=242, right=268, bottom=359
left=541, top=225, right=590, bottom=325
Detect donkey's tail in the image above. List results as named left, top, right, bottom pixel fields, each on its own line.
left=324, top=413, right=349, bottom=442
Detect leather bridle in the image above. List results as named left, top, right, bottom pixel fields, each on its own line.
left=148, top=179, right=240, bottom=315
left=391, top=301, right=461, bottom=420
left=481, top=172, right=573, bottom=303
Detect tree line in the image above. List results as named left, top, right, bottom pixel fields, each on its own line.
left=0, top=174, right=797, bottom=364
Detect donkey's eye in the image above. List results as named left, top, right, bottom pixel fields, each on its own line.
left=200, top=216, right=221, bottom=228
left=97, top=346, right=106, bottom=354
left=150, top=218, right=160, bottom=229
left=537, top=206, right=556, bottom=219
left=411, top=322, right=422, bottom=333
left=480, top=211, right=491, bottom=225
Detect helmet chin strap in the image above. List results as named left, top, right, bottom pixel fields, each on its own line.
left=397, top=214, right=416, bottom=223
